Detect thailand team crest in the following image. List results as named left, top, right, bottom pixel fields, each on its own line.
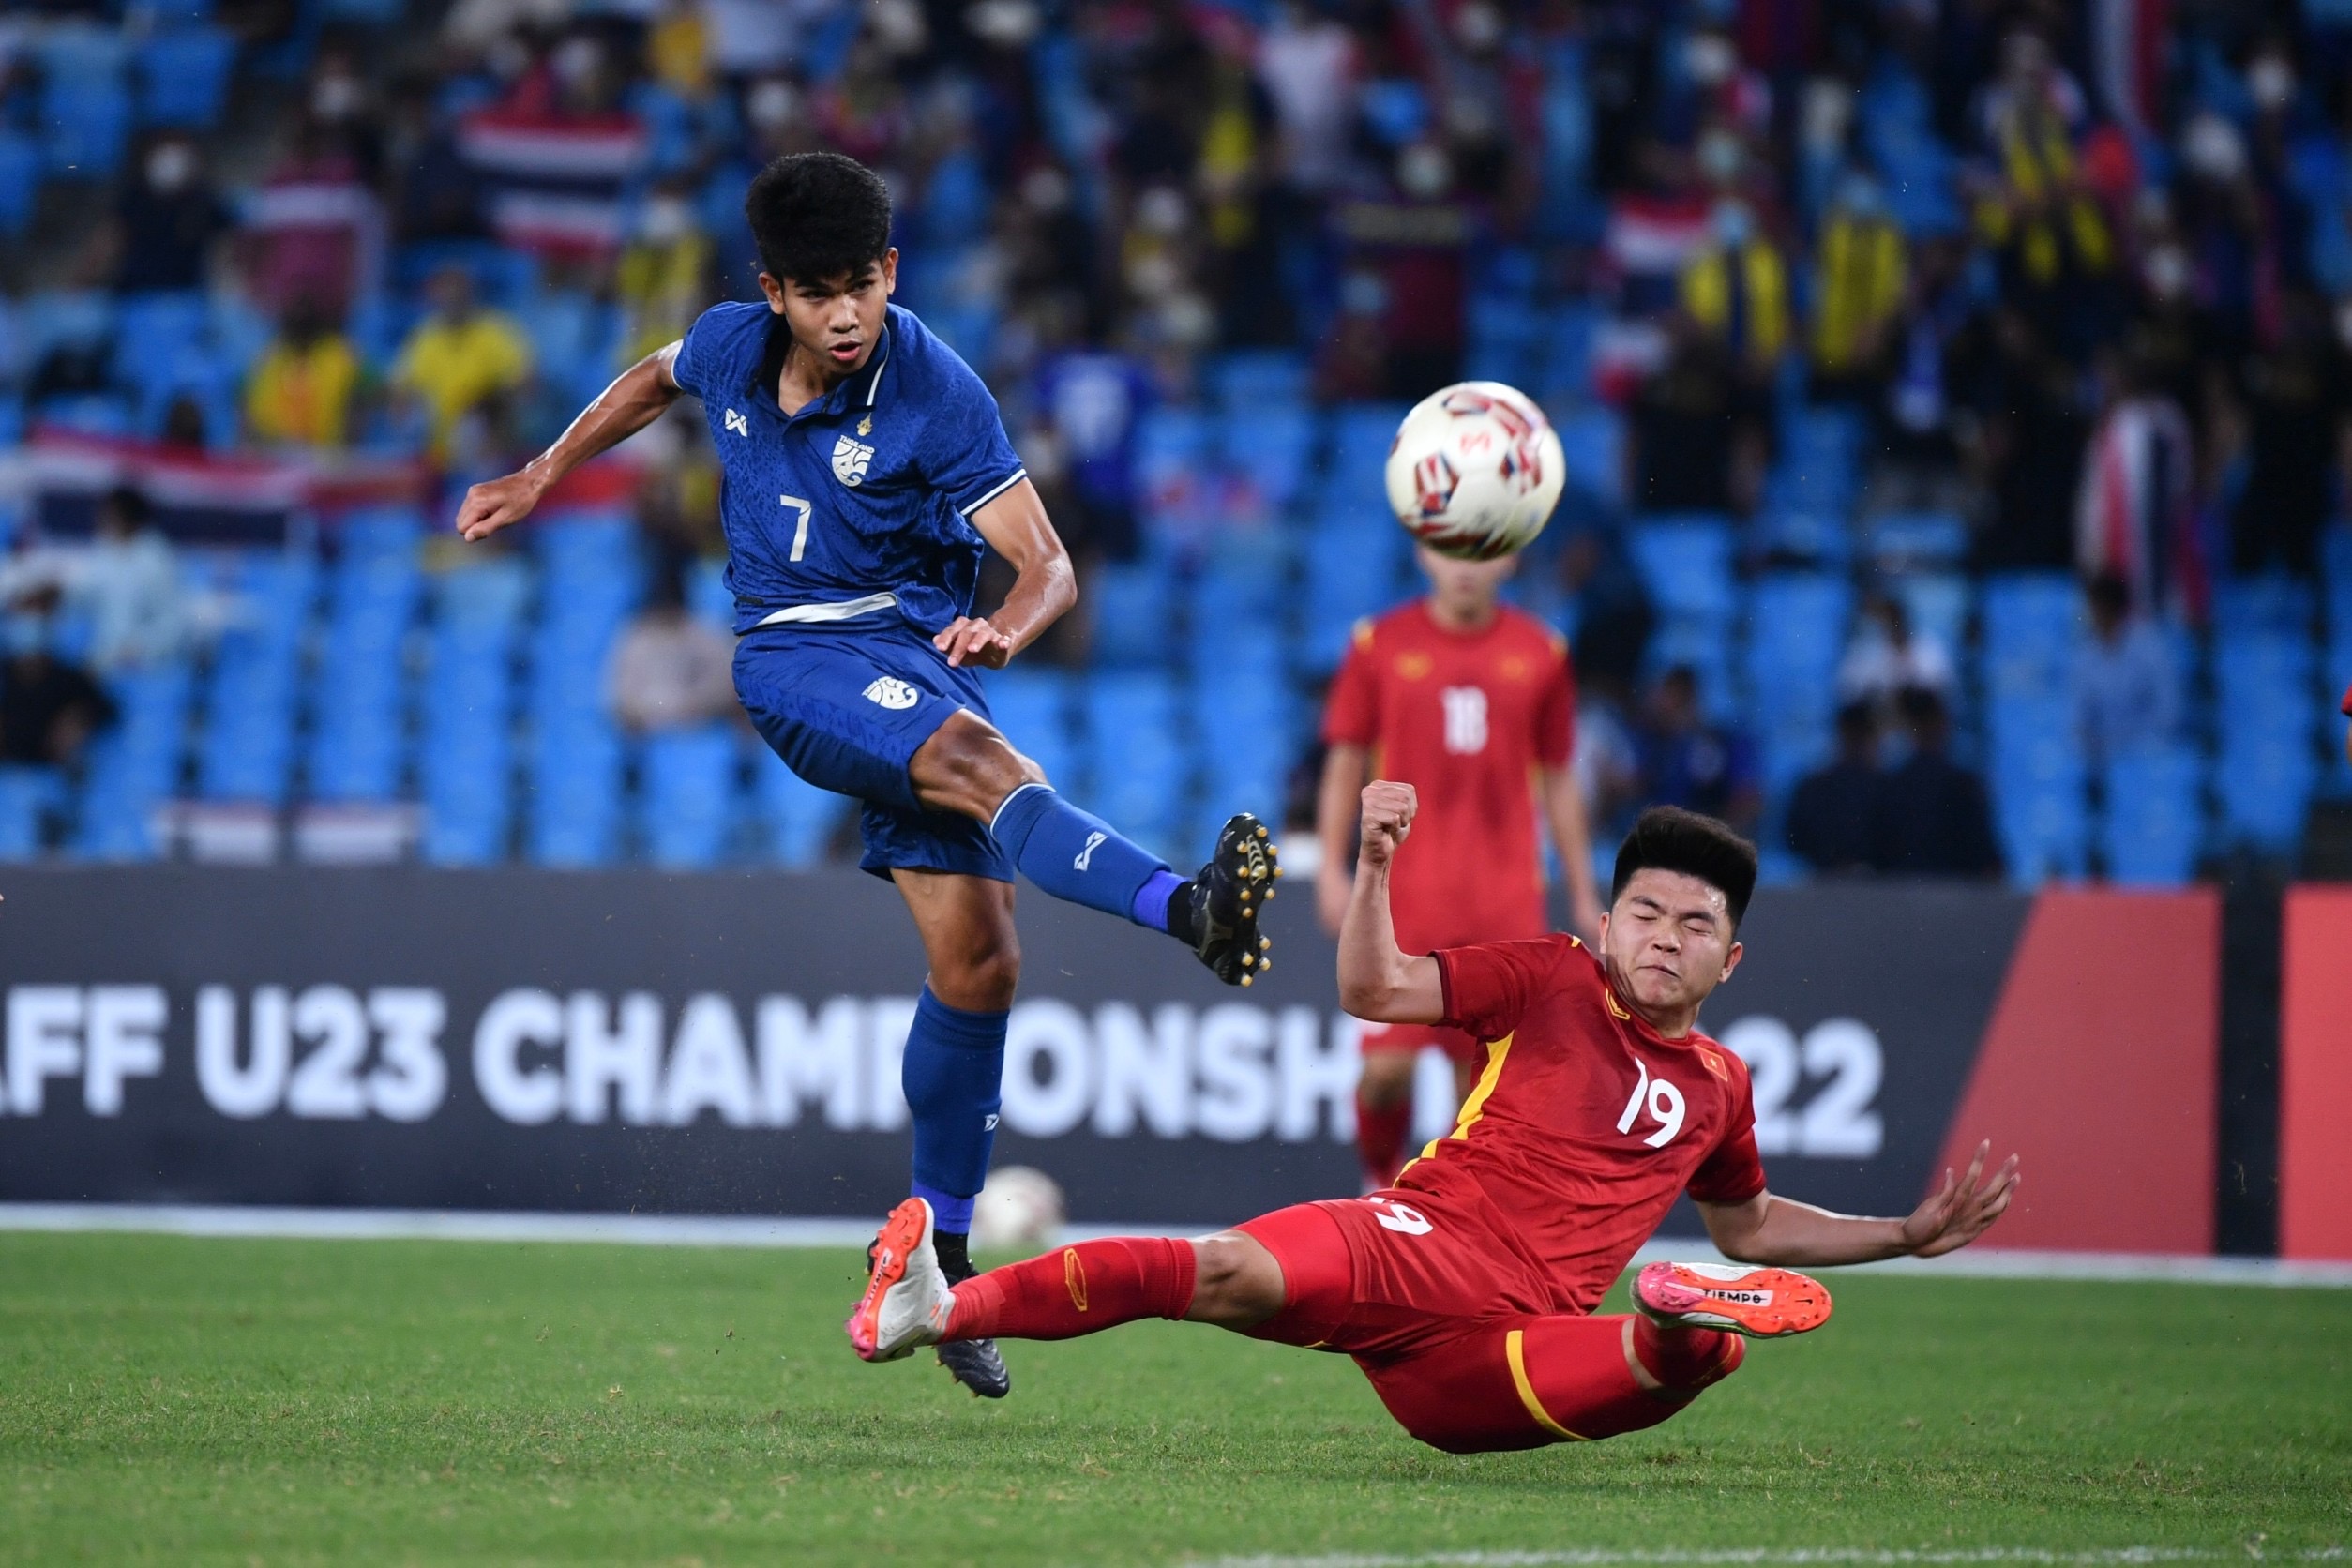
left=832, top=434, right=875, bottom=488
left=863, top=676, right=918, bottom=710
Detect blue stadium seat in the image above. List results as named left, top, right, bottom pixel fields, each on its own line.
left=1086, top=560, right=1172, bottom=671
left=1989, top=695, right=2088, bottom=882
left=1743, top=574, right=1851, bottom=790
left=1192, top=662, right=1291, bottom=824
left=1537, top=304, right=1602, bottom=401
left=1465, top=297, right=1538, bottom=388
left=1627, top=518, right=1737, bottom=622
left=1869, top=513, right=1968, bottom=572
left=2101, top=748, right=2205, bottom=887
left=74, top=660, right=192, bottom=860
left=0, top=132, right=39, bottom=236
left=754, top=748, right=851, bottom=867
left=1893, top=573, right=1972, bottom=664
left=1082, top=671, right=1187, bottom=856
left=198, top=553, right=317, bottom=804
left=38, top=25, right=129, bottom=89
left=1553, top=404, right=1623, bottom=509
left=41, top=82, right=133, bottom=178
left=2215, top=728, right=2317, bottom=852
left=306, top=543, right=421, bottom=802
left=1217, top=403, right=1315, bottom=514
left=1137, top=407, right=1211, bottom=537
left=640, top=724, right=739, bottom=867
left=1980, top=574, right=2080, bottom=702
left=1301, top=510, right=1410, bottom=671
left=0, top=766, right=65, bottom=861
left=135, top=27, right=237, bottom=128
left=1208, top=350, right=1309, bottom=411
left=530, top=717, right=623, bottom=866
left=983, top=668, right=1075, bottom=789
left=418, top=560, right=529, bottom=864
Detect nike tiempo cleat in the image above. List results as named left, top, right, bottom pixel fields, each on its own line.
left=1634, top=1260, right=1832, bottom=1338
left=845, top=1198, right=954, bottom=1362
left=936, top=1335, right=1011, bottom=1398
left=1185, top=812, right=1279, bottom=987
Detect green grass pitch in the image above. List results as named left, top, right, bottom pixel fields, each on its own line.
left=2, top=1233, right=2346, bottom=1567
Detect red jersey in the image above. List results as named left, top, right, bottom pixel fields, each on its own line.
left=1323, top=602, right=1575, bottom=950
left=1400, top=935, right=1767, bottom=1314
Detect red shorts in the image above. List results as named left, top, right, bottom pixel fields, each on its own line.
left=1236, top=1190, right=1707, bottom=1453
left=1356, top=1018, right=1485, bottom=1069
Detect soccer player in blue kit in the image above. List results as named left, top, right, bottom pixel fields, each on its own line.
left=454, top=152, right=1278, bottom=1398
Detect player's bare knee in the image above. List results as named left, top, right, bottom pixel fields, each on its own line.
left=1358, top=1049, right=1416, bottom=1108
left=1186, top=1232, right=1285, bottom=1326
left=931, top=931, right=1020, bottom=1011
left=912, top=716, right=1031, bottom=821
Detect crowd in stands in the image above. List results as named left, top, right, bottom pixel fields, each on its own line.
left=0, top=0, right=2347, bottom=883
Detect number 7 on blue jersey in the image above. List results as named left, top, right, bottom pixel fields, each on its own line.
left=780, top=494, right=813, bottom=563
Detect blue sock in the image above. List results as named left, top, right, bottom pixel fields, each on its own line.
left=902, top=986, right=1007, bottom=1234
left=991, top=784, right=1173, bottom=930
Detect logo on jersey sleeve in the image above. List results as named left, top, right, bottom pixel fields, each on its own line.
left=832, top=433, right=876, bottom=488
left=724, top=408, right=748, bottom=437
left=863, top=676, right=919, bottom=710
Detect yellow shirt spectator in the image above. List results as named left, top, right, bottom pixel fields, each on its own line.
left=245, top=328, right=361, bottom=449
left=1681, top=231, right=1790, bottom=370
left=1811, top=209, right=1907, bottom=377
left=392, top=298, right=534, bottom=462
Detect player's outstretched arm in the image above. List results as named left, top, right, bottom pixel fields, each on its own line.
left=1696, top=1141, right=2021, bottom=1267
left=455, top=342, right=684, bottom=542
left=940, top=478, right=1076, bottom=669
left=1336, top=780, right=1445, bottom=1024
left=1313, top=742, right=1370, bottom=937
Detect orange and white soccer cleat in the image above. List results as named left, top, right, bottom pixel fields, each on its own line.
left=844, top=1197, right=955, bottom=1362
left=1633, top=1260, right=1832, bottom=1338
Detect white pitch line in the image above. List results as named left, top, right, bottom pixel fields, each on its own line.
left=1187, top=1550, right=2349, bottom=1568
left=1, top=1204, right=2349, bottom=1288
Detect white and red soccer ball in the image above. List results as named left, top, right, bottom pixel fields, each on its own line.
left=1382, top=381, right=1566, bottom=561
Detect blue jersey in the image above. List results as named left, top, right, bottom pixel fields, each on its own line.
left=671, top=301, right=1026, bottom=635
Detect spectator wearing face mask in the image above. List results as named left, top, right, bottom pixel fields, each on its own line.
left=616, top=185, right=713, bottom=366
left=112, top=133, right=232, bottom=295
left=0, top=589, right=117, bottom=771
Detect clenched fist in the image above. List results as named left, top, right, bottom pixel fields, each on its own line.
left=1358, top=780, right=1417, bottom=872
left=454, top=469, right=549, bottom=543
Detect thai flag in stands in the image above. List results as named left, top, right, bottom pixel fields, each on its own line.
left=2091, top=0, right=2166, bottom=132
left=1603, top=194, right=1711, bottom=315
left=459, top=109, right=646, bottom=259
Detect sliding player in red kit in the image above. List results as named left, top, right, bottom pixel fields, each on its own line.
left=848, top=792, right=2020, bottom=1451
left=1317, top=546, right=1606, bottom=1192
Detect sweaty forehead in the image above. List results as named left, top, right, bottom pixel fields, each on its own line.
left=1619, top=868, right=1728, bottom=922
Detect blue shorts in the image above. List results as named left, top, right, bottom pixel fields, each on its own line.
left=733, top=620, right=1013, bottom=882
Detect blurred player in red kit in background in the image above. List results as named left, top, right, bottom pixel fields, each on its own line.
left=1317, top=545, right=1607, bottom=1191
left=2342, top=684, right=2350, bottom=766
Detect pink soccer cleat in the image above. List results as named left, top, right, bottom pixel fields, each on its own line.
left=1634, top=1260, right=1832, bottom=1338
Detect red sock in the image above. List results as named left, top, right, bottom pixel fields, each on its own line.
left=1631, top=1317, right=1744, bottom=1391
left=946, top=1237, right=1196, bottom=1342
left=1356, top=1091, right=1411, bottom=1189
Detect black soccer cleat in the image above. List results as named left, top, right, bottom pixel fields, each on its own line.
left=1183, top=811, right=1279, bottom=987
left=936, top=1335, right=1011, bottom=1399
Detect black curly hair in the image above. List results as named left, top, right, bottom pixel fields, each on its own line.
left=745, top=151, right=894, bottom=285
left=1610, top=806, right=1758, bottom=929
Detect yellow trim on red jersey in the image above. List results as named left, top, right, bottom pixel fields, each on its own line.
left=1505, top=1329, right=1585, bottom=1440
left=1398, top=1031, right=1514, bottom=1175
